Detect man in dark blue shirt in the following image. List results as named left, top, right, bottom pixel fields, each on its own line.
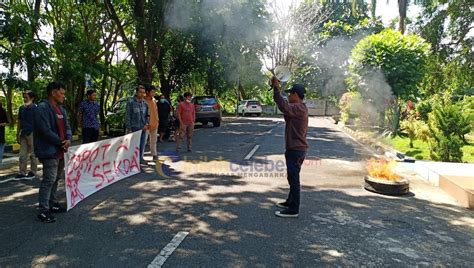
left=79, top=89, right=100, bottom=143
left=16, top=91, right=38, bottom=179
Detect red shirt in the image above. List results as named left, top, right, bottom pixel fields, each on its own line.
left=178, top=102, right=195, bottom=125
left=53, top=105, right=66, bottom=158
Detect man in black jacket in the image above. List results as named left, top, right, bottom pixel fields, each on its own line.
left=34, top=82, right=72, bottom=223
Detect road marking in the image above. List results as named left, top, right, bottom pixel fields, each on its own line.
left=148, top=231, right=189, bottom=268
left=244, top=145, right=260, bottom=160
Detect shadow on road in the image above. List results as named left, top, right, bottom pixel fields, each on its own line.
left=1, top=117, right=473, bottom=266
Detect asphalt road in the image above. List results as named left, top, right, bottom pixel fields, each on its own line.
left=0, top=116, right=473, bottom=267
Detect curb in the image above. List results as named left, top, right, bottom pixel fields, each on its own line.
left=326, top=118, right=400, bottom=158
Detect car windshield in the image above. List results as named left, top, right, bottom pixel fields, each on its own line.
left=195, top=97, right=217, bottom=105
left=248, top=101, right=260, bottom=106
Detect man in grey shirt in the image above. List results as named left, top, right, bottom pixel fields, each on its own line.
left=125, top=84, right=149, bottom=165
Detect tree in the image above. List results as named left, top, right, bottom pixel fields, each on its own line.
left=292, top=0, right=382, bottom=99
left=428, top=98, right=470, bottom=162
left=44, top=0, right=118, bottom=133
left=157, top=31, right=203, bottom=99
left=348, top=29, right=431, bottom=133
left=104, top=0, right=167, bottom=84
left=398, top=0, right=408, bottom=34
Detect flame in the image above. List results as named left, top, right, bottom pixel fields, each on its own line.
left=366, top=158, right=401, bottom=181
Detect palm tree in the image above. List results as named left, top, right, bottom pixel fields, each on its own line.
left=371, top=0, right=377, bottom=19
left=397, top=0, right=408, bottom=34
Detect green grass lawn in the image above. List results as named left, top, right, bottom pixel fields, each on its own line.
left=384, top=135, right=474, bottom=163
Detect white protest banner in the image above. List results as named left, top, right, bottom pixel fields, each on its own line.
left=64, top=130, right=142, bottom=210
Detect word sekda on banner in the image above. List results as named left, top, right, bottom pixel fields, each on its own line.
left=64, top=131, right=142, bottom=210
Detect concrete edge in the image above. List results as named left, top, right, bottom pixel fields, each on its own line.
left=439, top=175, right=474, bottom=209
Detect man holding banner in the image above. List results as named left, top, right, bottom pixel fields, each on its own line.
left=34, top=82, right=72, bottom=223
left=125, top=84, right=149, bottom=165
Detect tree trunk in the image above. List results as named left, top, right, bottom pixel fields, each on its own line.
left=398, top=0, right=407, bottom=34
left=157, top=52, right=172, bottom=100
left=99, top=53, right=113, bottom=128
left=104, top=0, right=165, bottom=86
left=5, top=63, right=15, bottom=127
left=391, top=99, right=401, bottom=137
left=371, top=0, right=376, bottom=20
left=24, top=0, right=42, bottom=83
left=137, top=62, right=153, bottom=84
left=64, top=83, right=84, bottom=135
left=99, top=73, right=108, bottom=129
left=207, top=55, right=216, bottom=96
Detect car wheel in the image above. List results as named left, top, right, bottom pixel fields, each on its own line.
left=202, top=121, right=208, bottom=126
left=213, top=120, right=221, bottom=127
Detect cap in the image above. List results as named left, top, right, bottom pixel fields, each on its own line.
left=285, top=84, right=305, bottom=99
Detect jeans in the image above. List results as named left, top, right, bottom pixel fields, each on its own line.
left=0, top=143, right=4, bottom=164
left=132, top=128, right=147, bottom=161
left=38, top=158, right=65, bottom=212
left=284, top=150, right=306, bottom=213
left=82, top=128, right=99, bottom=144
left=19, top=133, right=38, bottom=175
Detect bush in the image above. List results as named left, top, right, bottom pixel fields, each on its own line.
left=400, top=117, right=417, bottom=148
left=415, top=100, right=432, bottom=122
left=347, top=29, right=431, bottom=133
left=428, top=99, right=470, bottom=162
left=348, top=29, right=431, bottom=100
left=432, top=134, right=463, bottom=162
left=339, top=92, right=354, bottom=124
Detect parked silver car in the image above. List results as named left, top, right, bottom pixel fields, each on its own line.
left=192, top=96, right=222, bottom=127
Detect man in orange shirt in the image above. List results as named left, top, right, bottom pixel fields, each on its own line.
left=145, top=85, right=159, bottom=160
left=176, top=92, right=195, bottom=152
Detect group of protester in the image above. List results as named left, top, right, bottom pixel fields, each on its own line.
left=124, top=84, right=196, bottom=164
left=1, top=77, right=310, bottom=222
left=0, top=82, right=196, bottom=223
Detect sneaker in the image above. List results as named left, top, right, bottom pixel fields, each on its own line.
left=275, top=209, right=299, bottom=218
left=50, top=203, right=67, bottom=213
left=37, top=212, right=56, bottom=223
left=276, top=202, right=289, bottom=209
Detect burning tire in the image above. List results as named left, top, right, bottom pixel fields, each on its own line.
left=364, top=176, right=410, bottom=196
